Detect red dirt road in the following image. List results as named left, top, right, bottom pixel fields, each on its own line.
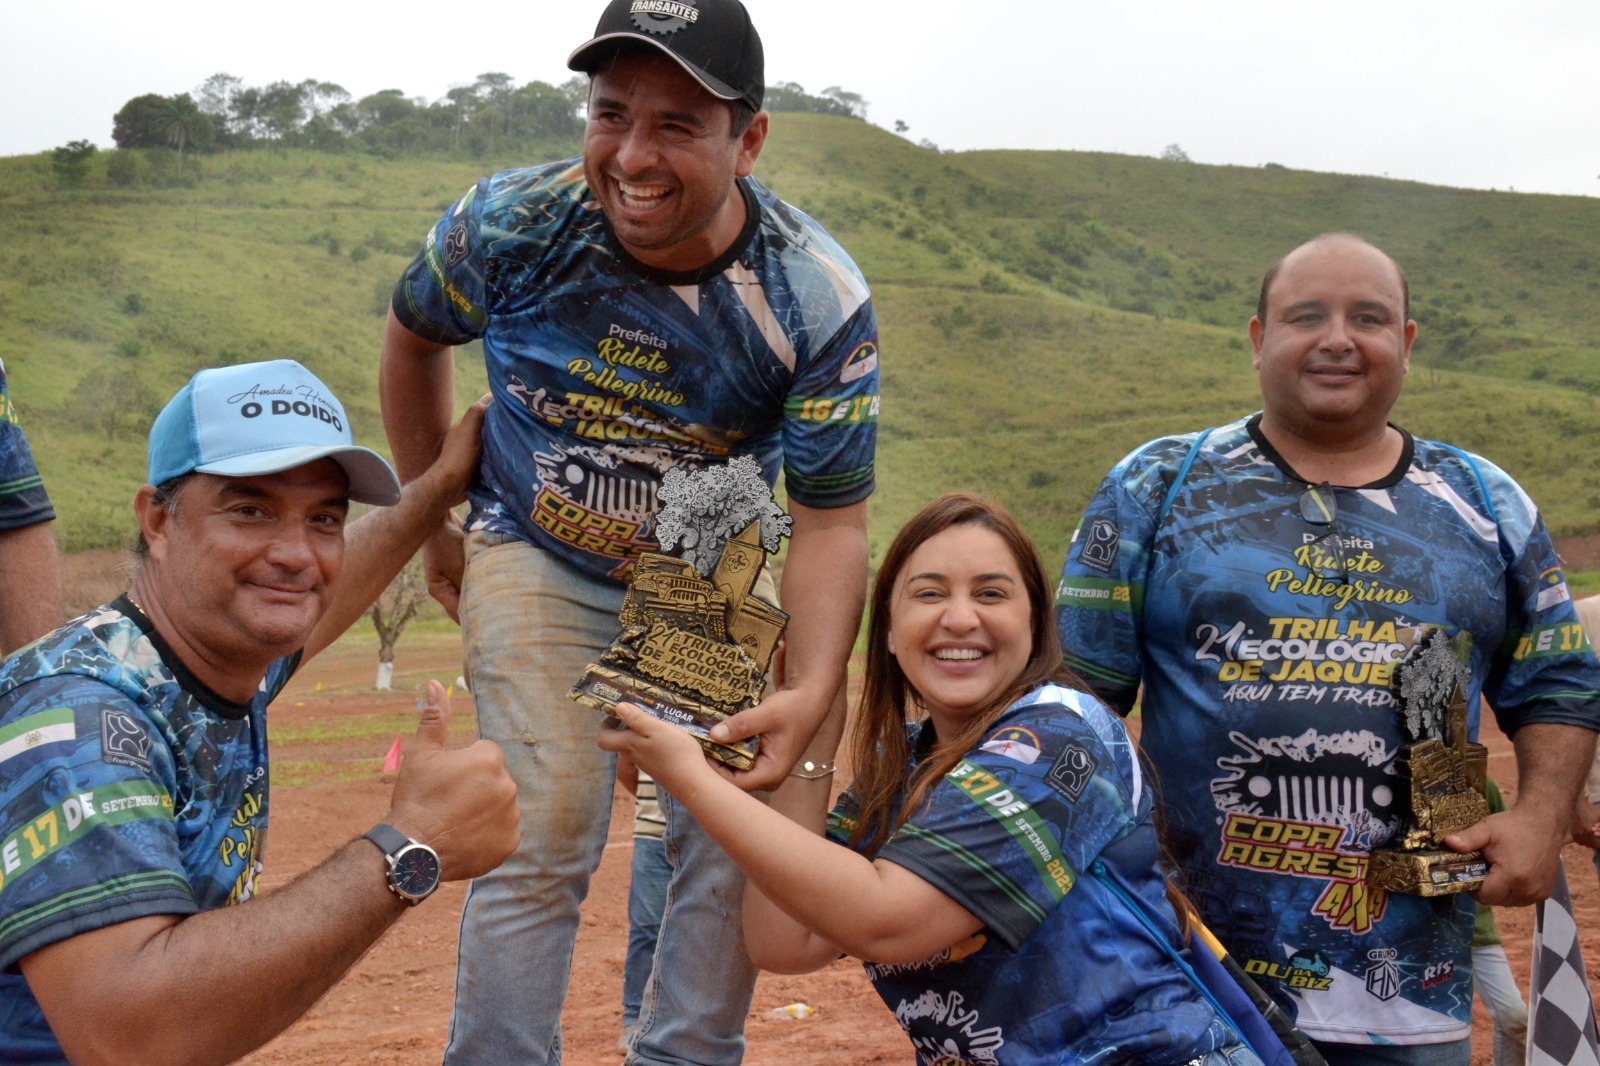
left=236, top=638, right=1600, bottom=1066
left=238, top=640, right=905, bottom=1066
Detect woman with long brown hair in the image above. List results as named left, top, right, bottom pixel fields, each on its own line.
left=600, top=493, right=1265, bottom=1065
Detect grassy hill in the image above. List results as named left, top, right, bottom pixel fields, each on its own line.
left=4, top=115, right=1600, bottom=573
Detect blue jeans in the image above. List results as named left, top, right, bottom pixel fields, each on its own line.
left=1471, top=943, right=1527, bottom=1066
left=443, top=534, right=759, bottom=1066
left=1311, top=1037, right=1471, bottom=1066
left=622, top=836, right=671, bottom=1033
left=1201, top=1043, right=1266, bottom=1066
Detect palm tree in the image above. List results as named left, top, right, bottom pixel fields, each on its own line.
left=161, top=94, right=209, bottom=178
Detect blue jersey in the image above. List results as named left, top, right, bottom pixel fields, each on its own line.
left=0, top=359, right=53, bottom=532
left=0, top=597, right=297, bottom=1063
left=1056, top=415, right=1600, bottom=1045
left=392, top=160, right=879, bottom=584
left=828, top=684, right=1234, bottom=1065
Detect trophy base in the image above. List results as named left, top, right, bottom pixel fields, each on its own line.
left=1367, top=848, right=1487, bottom=896
left=570, top=665, right=758, bottom=771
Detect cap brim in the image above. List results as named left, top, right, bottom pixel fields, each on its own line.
left=197, top=445, right=403, bottom=507
left=567, top=32, right=741, bottom=101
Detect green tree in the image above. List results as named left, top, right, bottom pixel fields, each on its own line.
left=105, top=150, right=141, bottom=187
left=195, top=73, right=243, bottom=144
left=112, top=93, right=172, bottom=148
left=820, top=86, right=868, bottom=120
left=465, top=104, right=505, bottom=155
left=443, top=84, right=478, bottom=148
left=319, top=99, right=352, bottom=137
left=369, top=555, right=427, bottom=689
left=51, top=140, right=97, bottom=185
left=229, top=85, right=266, bottom=142
left=257, top=80, right=306, bottom=142
left=300, top=113, right=349, bottom=152
left=468, top=72, right=516, bottom=153
left=160, top=94, right=212, bottom=176
left=355, top=91, right=438, bottom=154
left=764, top=82, right=863, bottom=120
left=475, top=72, right=515, bottom=109
left=72, top=365, right=161, bottom=441
left=357, top=89, right=416, bottom=128
left=559, top=75, right=589, bottom=116
left=298, top=79, right=350, bottom=119
left=512, top=80, right=584, bottom=141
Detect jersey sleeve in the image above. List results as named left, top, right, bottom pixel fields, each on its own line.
left=780, top=299, right=878, bottom=509
left=825, top=788, right=863, bottom=848
left=0, top=362, right=54, bottom=532
left=1055, top=474, right=1159, bottom=713
left=390, top=179, right=492, bottom=346
left=873, top=695, right=1143, bottom=951
left=1475, top=458, right=1600, bottom=735
left=0, top=676, right=192, bottom=971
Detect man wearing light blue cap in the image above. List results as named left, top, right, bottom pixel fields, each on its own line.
left=0, top=359, right=520, bottom=1066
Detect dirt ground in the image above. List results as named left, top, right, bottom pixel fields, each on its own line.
left=236, top=639, right=907, bottom=1066
left=220, top=632, right=1600, bottom=1066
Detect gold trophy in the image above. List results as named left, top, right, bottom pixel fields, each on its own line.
left=569, top=456, right=790, bottom=770
left=1365, top=628, right=1490, bottom=896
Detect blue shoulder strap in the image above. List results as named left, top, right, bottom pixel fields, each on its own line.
left=1088, top=857, right=1323, bottom=1066
left=1156, top=428, right=1214, bottom=529
left=1431, top=441, right=1511, bottom=564
left=1432, top=442, right=1498, bottom=524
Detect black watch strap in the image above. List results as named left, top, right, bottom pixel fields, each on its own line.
left=364, top=822, right=411, bottom=857
left=364, top=822, right=440, bottom=905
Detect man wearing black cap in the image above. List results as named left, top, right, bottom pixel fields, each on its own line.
left=0, top=361, right=519, bottom=1065
left=379, top=1, right=879, bottom=1062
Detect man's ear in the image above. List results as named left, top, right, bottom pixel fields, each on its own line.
left=134, top=485, right=172, bottom=564
left=735, top=111, right=769, bottom=178
left=1248, top=316, right=1266, bottom=369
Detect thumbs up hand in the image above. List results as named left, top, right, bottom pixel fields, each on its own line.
left=409, top=677, right=455, bottom=752
left=385, top=680, right=519, bottom=882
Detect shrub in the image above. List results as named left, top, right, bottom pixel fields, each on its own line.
left=106, top=150, right=142, bottom=188
left=52, top=140, right=97, bottom=186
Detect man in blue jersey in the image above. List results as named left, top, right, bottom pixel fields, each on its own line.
left=0, top=360, right=519, bottom=1065
left=1056, top=234, right=1600, bottom=1066
left=0, top=359, right=62, bottom=654
left=379, top=1, right=876, bottom=1062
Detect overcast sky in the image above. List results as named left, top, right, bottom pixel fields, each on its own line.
left=5, top=0, right=1597, bottom=197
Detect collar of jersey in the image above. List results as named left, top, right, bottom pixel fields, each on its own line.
left=1244, top=412, right=1415, bottom=491
left=114, top=593, right=263, bottom=721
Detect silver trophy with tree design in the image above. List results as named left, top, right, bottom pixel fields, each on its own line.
left=569, top=456, right=790, bottom=770
left=1366, top=627, right=1490, bottom=896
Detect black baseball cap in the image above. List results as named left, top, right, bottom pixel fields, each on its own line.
left=568, top=0, right=764, bottom=112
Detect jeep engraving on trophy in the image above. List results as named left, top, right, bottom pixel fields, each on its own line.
left=569, top=456, right=791, bottom=770
left=1366, top=628, right=1490, bottom=896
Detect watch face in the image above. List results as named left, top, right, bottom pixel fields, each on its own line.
left=391, top=844, right=441, bottom=902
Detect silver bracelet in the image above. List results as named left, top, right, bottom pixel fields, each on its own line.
left=790, top=759, right=836, bottom=780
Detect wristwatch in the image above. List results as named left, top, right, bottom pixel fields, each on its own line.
left=364, top=823, right=441, bottom=905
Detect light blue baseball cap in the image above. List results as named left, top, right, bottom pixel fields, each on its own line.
left=148, top=359, right=401, bottom=506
